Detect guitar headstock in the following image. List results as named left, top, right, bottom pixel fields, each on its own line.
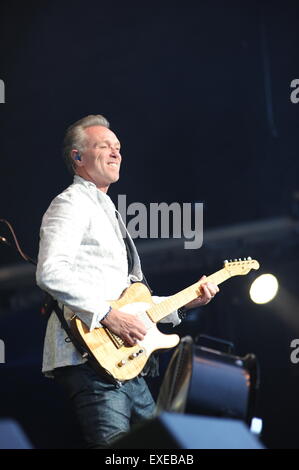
left=223, top=257, right=260, bottom=276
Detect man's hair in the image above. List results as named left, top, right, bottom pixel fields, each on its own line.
left=62, top=114, right=110, bottom=175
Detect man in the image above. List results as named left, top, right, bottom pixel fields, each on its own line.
left=36, top=114, right=219, bottom=448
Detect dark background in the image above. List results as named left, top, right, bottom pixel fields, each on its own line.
left=0, top=0, right=298, bottom=449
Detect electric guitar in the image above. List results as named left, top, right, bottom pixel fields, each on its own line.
left=70, top=258, right=259, bottom=381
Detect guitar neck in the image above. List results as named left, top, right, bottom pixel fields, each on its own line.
left=146, top=268, right=231, bottom=324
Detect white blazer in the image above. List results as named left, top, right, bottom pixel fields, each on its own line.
left=36, top=176, right=179, bottom=374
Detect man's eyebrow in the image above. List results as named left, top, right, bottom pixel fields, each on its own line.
left=93, top=139, right=121, bottom=148
left=103, top=139, right=121, bottom=147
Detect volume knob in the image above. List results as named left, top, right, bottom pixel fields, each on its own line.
left=117, top=359, right=126, bottom=367
left=129, top=352, right=138, bottom=360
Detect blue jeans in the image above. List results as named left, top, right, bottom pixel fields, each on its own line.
left=53, top=362, right=156, bottom=448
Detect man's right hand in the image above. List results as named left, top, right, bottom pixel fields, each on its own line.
left=100, top=308, right=146, bottom=347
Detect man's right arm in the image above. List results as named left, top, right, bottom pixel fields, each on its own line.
left=36, top=192, right=111, bottom=330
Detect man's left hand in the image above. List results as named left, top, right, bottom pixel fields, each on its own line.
left=184, top=275, right=219, bottom=310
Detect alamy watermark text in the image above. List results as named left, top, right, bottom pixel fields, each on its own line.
left=290, top=79, right=299, bottom=103
left=290, top=339, right=299, bottom=364
left=0, top=339, right=5, bottom=363
left=0, top=79, right=5, bottom=103
left=117, top=195, right=203, bottom=249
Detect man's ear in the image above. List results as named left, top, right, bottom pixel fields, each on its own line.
left=71, top=149, right=83, bottom=166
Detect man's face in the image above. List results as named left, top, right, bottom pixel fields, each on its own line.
left=75, top=125, right=122, bottom=191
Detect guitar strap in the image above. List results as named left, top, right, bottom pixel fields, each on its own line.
left=122, top=229, right=153, bottom=292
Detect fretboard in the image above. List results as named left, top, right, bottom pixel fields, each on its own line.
left=146, top=268, right=231, bottom=324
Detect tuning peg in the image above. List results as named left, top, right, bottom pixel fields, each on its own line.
left=223, top=260, right=228, bottom=264
left=238, top=258, right=242, bottom=261
left=234, top=259, right=238, bottom=262
left=247, top=256, right=252, bottom=260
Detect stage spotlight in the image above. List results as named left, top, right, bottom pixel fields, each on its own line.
left=249, top=274, right=279, bottom=304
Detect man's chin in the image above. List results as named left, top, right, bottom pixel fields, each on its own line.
left=111, top=174, right=120, bottom=183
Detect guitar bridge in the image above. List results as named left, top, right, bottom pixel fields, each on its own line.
left=105, top=328, right=124, bottom=349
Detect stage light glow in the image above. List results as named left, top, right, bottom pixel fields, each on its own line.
left=249, top=274, right=279, bottom=304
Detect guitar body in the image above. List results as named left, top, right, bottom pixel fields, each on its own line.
left=70, top=282, right=180, bottom=381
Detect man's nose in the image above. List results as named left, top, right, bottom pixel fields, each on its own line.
left=111, top=148, right=121, bottom=159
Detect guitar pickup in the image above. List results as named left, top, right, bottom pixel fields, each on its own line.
left=105, top=328, right=124, bottom=349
